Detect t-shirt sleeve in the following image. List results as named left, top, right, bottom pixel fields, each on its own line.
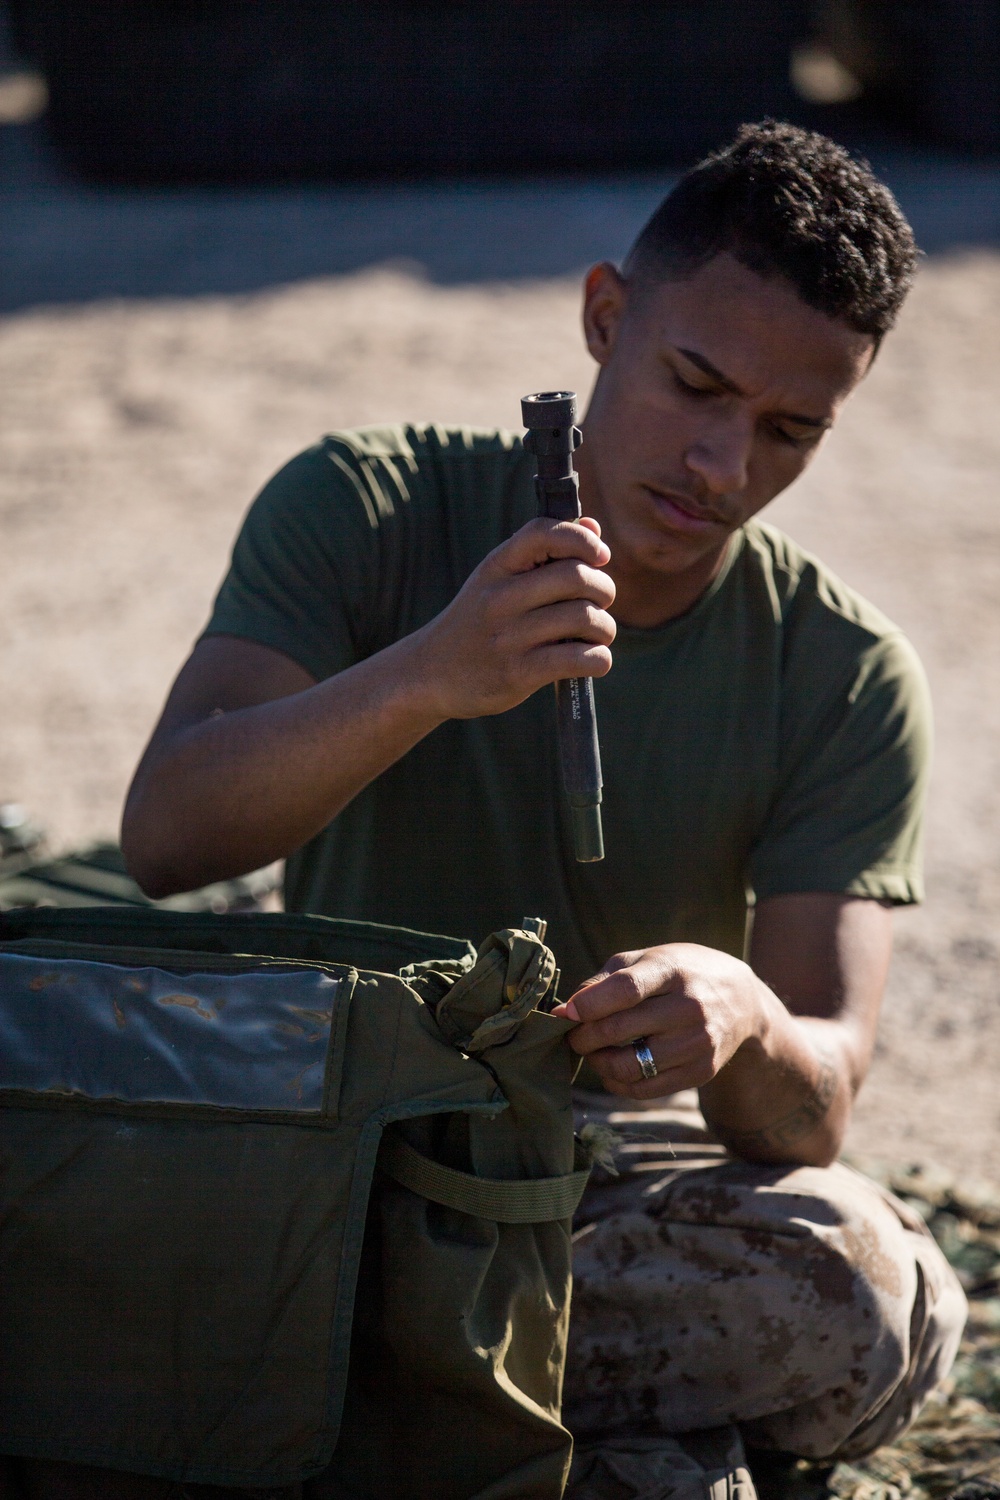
left=749, top=630, right=932, bottom=905
left=200, top=441, right=382, bottom=683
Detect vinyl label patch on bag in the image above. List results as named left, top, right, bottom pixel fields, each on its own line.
left=0, top=954, right=338, bottom=1111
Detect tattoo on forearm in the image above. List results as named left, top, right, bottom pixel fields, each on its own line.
left=713, top=1059, right=840, bottom=1155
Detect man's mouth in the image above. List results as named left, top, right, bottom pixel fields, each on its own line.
left=643, top=485, right=726, bottom=535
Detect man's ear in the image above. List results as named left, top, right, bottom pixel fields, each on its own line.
left=582, top=262, right=628, bottom=368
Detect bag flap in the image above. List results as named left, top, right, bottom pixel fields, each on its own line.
left=0, top=905, right=476, bottom=973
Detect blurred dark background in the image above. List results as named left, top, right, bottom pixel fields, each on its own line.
left=4, top=0, right=1000, bottom=182
left=1, top=1, right=1000, bottom=310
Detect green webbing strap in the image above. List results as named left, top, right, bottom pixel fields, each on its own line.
left=379, top=1129, right=590, bottom=1224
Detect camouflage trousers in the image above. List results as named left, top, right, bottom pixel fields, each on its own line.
left=565, top=1094, right=968, bottom=1465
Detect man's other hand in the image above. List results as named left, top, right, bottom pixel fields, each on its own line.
left=412, top=516, right=616, bottom=721
left=552, top=943, right=767, bottom=1099
left=551, top=896, right=892, bottom=1168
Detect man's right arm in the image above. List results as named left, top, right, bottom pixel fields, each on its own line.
left=121, top=517, right=616, bottom=897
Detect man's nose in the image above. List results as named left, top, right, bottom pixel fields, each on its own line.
left=683, top=418, right=752, bottom=496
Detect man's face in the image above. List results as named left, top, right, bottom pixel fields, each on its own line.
left=578, top=253, right=875, bottom=599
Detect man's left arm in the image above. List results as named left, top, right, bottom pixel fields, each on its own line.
left=553, top=891, right=891, bottom=1168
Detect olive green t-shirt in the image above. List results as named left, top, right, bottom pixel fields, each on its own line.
left=203, top=424, right=931, bottom=994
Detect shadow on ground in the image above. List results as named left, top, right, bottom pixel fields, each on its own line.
left=3, top=120, right=1000, bottom=312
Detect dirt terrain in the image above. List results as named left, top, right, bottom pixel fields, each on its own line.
left=2, top=201, right=999, bottom=1175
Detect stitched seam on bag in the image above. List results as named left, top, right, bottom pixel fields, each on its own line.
left=323, top=968, right=357, bottom=1122
left=0, top=1092, right=331, bottom=1127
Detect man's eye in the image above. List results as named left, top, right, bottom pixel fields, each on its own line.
left=771, top=424, right=816, bottom=449
left=673, top=370, right=714, bottom=399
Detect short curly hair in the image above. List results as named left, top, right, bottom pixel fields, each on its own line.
left=625, top=121, right=917, bottom=341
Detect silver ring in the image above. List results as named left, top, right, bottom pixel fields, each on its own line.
left=634, top=1038, right=658, bottom=1080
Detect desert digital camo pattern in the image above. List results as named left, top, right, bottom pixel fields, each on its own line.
left=565, top=1096, right=968, bottom=1465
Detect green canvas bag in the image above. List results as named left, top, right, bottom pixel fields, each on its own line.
left=0, top=906, right=591, bottom=1498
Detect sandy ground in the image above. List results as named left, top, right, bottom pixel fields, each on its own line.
left=2, top=158, right=1000, bottom=1176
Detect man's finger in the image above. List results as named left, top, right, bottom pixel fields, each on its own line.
left=566, top=989, right=696, bottom=1055
left=494, top=517, right=611, bottom=575
left=599, top=1065, right=701, bottom=1102
left=585, top=1032, right=709, bottom=1087
left=554, top=950, right=683, bottom=1024
left=517, top=600, right=617, bottom=653
left=527, top=640, right=614, bottom=685
left=505, top=557, right=617, bottom=613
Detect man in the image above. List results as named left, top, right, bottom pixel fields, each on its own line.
left=122, top=123, right=966, bottom=1489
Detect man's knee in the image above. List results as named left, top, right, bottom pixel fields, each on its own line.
left=734, top=1161, right=966, bottom=1458
left=568, top=1154, right=965, bottom=1453
left=829, top=1185, right=968, bottom=1460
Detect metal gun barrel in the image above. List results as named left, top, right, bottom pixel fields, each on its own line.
left=521, top=391, right=605, bottom=863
